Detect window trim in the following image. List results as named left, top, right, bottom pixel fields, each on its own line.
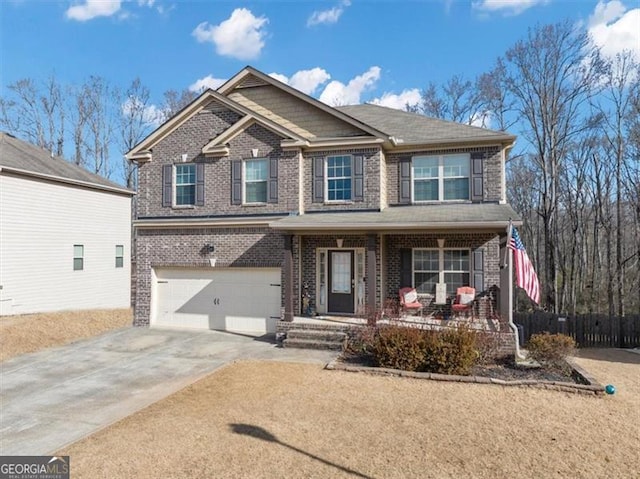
left=173, top=163, right=196, bottom=207
left=412, top=247, right=470, bottom=296
left=242, top=158, right=268, bottom=205
left=115, top=245, right=124, bottom=268
left=325, top=154, right=353, bottom=203
left=73, top=244, right=84, bottom=271
left=411, top=153, right=471, bottom=203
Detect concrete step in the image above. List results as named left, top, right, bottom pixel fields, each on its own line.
left=286, top=329, right=347, bottom=342
left=282, top=338, right=345, bottom=351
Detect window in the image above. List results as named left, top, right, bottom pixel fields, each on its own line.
left=326, top=155, right=352, bottom=201
left=73, top=245, right=84, bottom=271
left=413, top=248, right=470, bottom=295
left=175, top=164, right=196, bottom=206
left=115, top=245, right=124, bottom=268
left=413, top=154, right=470, bottom=201
left=244, top=159, right=268, bottom=203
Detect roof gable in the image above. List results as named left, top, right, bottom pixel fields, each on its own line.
left=218, top=67, right=389, bottom=141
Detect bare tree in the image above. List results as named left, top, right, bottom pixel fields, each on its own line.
left=0, top=75, right=65, bottom=155
left=419, top=76, right=482, bottom=125
left=160, top=88, right=197, bottom=120
left=502, top=21, right=606, bottom=312
left=117, top=78, right=157, bottom=189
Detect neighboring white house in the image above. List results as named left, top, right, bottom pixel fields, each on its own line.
left=0, top=132, right=134, bottom=316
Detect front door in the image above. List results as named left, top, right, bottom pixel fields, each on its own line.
left=328, top=250, right=354, bottom=314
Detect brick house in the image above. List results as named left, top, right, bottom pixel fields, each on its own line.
left=127, top=66, right=520, bottom=335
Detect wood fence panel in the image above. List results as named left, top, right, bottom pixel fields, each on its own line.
left=514, top=313, right=640, bottom=349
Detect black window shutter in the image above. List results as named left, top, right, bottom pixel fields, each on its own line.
left=399, top=157, right=411, bottom=204
left=353, top=155, right=364, bottom=201
left=400, top=248, right=413, bottom=288
left=312, top=157, right=324, bottom=203
left=268, top=158, right=278, bottom=203
left=470, top=152, right=484, bottom=202
left=195, top=163, right=205, bottom=206
left=162, top=164, right=172, bottom=207
left=231, top=160, right=242, bottom=205
left=472, top=248, right=485, bottom=292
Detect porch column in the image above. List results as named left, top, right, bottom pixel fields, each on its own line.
left=367, top=234, right=377, bottom=313
left=499, top=234, right=513, bottom=320
left=283, top=234, right=294, bottom=321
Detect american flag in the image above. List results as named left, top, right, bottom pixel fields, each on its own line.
left=509, top=226, right=540, bottom=304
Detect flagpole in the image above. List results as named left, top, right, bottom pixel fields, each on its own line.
left=505, top=219, right=525, bottom=360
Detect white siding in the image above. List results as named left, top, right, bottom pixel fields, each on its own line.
left=0, top=174, right=132, bottom=315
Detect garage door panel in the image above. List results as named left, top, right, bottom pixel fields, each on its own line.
left=152, top=268, right=281, bottom=334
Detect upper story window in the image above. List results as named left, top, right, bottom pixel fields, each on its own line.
left=312, top=154, right=364, bottom=204
left=413, top=248, right=470, bottom=295
left=244, top=159, right=268, bottom=204
left=326, top=155, right=352, bottom=201
left=162, top=162, right=204, bottom=208
left=175, top=164, right=196, bottom=206
left=412, top=154, right=470, bottom=202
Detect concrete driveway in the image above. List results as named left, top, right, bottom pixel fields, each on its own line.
left=0, top=327, right=338, bottom=456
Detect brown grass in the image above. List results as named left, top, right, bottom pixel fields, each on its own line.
left=0, top=308, right=132, bottom=362
left=59, top=349, right=640, bottom=479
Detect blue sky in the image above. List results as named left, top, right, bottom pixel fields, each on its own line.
left=1, top=1, right=639, bottom=113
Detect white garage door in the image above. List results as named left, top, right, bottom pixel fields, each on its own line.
left=151, top=268, right=281, bottom=335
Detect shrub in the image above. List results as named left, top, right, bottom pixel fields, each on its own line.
left=344, top=326, right=377, bottom=360
left=421, top=327, right=478, bottom=375
left=474, top=331, right=504, bottom=365
left=371, top=325, right=426, bottom=371
left=526, top=333, right=576, bottom=368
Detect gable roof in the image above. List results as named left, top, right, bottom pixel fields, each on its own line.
left=0, top=132, right=133, bottom=195
left=126, top=88, right=308, bottom=161
left=336, top=104, right=516, bottom=147
left=217, top=66, right=391, bottom=142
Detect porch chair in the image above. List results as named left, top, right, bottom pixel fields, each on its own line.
left=399, top=287, right=423, bottom=316
left=451, top=286, right=476, bottom=320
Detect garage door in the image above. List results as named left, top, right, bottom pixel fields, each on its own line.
left=151, top=268, right=281, bottom=335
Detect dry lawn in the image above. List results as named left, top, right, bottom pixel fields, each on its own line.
left=0, top=308, right=132, bottom=361
left=59, top=349, right=639, bottom=479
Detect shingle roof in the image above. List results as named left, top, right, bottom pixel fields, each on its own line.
left=336, top=104, right=515, bottom=145
left=271, top=203, right=521, bottom=231
left=0, top=132, right=133, bottom=194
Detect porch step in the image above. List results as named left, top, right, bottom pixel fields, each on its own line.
left=282, top=329, right=347, bottom=351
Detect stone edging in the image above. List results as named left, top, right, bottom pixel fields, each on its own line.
left=325, top=359, right=605, bottom=396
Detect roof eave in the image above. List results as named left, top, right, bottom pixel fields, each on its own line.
left=0, top=166, right=135, bottom=196
left=269, top=219, right=523, bottom=231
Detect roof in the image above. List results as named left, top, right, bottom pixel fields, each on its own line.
left=270, top=203, right=522, bottom=232
left=0, top=132, right=133, bottom=195
left=336, top=104, right=515, bottom=147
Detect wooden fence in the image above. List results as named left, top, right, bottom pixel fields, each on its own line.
left=514, top=312, right=640, bottom=348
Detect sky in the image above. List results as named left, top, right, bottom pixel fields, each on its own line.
left=1, top=0, right=639, bottom=122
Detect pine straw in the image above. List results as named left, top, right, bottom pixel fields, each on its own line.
left=0, top=309, right=132, bottom=362
left=58, top=350, right=639, bottom=479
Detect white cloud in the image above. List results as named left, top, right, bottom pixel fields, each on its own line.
left=121, top=98, right=163, bottom=127
left=371, top=88, right=421, bottom=110
left=137, top=0, right=155, bottom=6
left=469, top=111, right=493, bottom=128
left=189, top=75, right=226, bottom=92
left=268, top=73, right=290, bottom=84
left=65, top=0, right=122, bottom=21
left=307, top=0, right=351, bottom=26
left=269, top=68, right=331, bottom=95
left=588, top=1, right=640, bottom=61
left=192, top=8, right=268, bottom=60
left=472, top=0, right=549, bottom=16
left=319, top=66, right=381, bottom=106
